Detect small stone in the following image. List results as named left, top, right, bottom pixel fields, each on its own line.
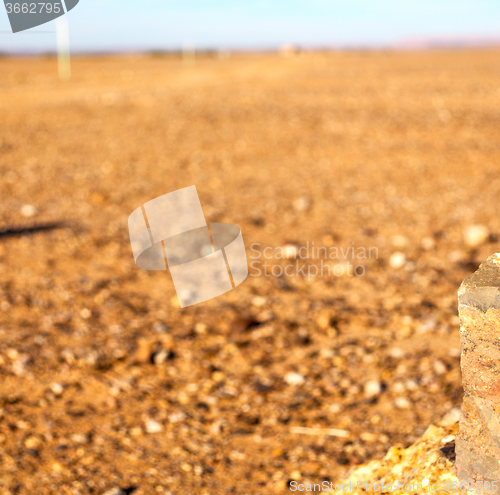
left=145, top=419, right=164, bottom=434
left=102, top=488, right=126, bottom=495
left=364, top=380, right=382, bottom=398
left=194, top=323, right=207, bottom=334
left=209, top=421, right=222, bottom=435
left=20, top=204, right=36, bottom=217
left=284, top=372, right=305, bottom=386
left=421, top=237, right=436, bottom=250
left=360, top=432, right=377, bottom=442
left=392, top=382, right=405, bottom=394
left=417, top=317, right=437, bottom=334
left=394, top=397, right=411, bottom=409
left=168, top=412, right=186, bottom=423
left=388, top=347, right=406, bottom=359
left=405, top=379, right=419, bottom=391
left=135, top=338, right=154, bottom=364
left=316, top=312, right=332, bottom=330
left=464, top=224, right=489, bottom=248
left=282, top=244, right=298, bottom=259
left=328, top=403, right=343, bottom=413
left=130, top=427, right=143, bottom=437
left=211, top=371, right=225, bottom=383
left=50, top=383, right=64, bottom=396
left=293, top=197, right=310, bottom=212
left=389, top=252, right=406, bottom=269
left=24, top=436, right=41, bottom=449
left=60, top=348, right=75, bottom=365
left=433, top=359, right=447, bottom=375
left=251, top=296, right=267, bottom=307
left=153, top=349, right=170, bottom=365
left=6, top=348, right=18, bottom=360
left=152, top=322, right=168, bottom=333
left=391, top=235, right=408, bottom=248
left=441, top=435, right=455, bottom=444
left=79, top=308, right=92, bottom=319
left=449, top=250, right=465, bottom=262
left=70, top=433, right=88, bottom=444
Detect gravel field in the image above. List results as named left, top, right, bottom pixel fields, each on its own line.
left=1, top=49, right=500, bottom=494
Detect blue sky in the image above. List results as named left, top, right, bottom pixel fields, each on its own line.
left=1, top=0, right=500, bottom=52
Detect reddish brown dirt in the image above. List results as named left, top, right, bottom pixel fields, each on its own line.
left=1, top=49, right=500, bottom=494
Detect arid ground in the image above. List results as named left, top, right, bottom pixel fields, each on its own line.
left=1, top=49, right=500, bottom=494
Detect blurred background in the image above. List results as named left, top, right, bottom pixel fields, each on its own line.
left=2, top=0, right=500, bottom=53
left=1, top=1, right=500, bottom=494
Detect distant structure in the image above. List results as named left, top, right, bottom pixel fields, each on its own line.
left=279, top=43, right=298, bottom=57
left=56, top=17, right=71, bottom=81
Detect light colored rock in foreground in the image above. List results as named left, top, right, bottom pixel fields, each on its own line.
left=456, top=253, right=500, bottom=492
left=331, top=411, right=460, bottom=494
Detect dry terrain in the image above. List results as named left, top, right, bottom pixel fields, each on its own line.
left=1, top=49, right=500, bottom=494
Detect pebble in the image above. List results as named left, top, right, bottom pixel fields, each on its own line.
left=135, top=338, right=154, bottom=364
left=421, top=237, right=436, bottom=250
left=70, top=433, right=88, bottom=444
left=439, top=407, right=461, bottom=427
left=417, top=317, right=437, bottom=334
left=6, top=348, right=19, bottom=360
left=145, top=419, right=164, bottom=434
left=24, top=436, right=41, bottom=449
left=441, top=435, right=455, bottom=444
left=211, top=371, right=225, bottom=382
left=194, top=323, right=207, bottom=334
left=102, top=488, right=126, bottom=495
left=405, top=379, right=419, bottom=391
left=394, top=397, right=411, bottom=409
left=293, top=197, right=311, bottom=212
left=153, top=349, right=170, bottom=365
left=360, top=432, right=377, bottom=442
left=282, top=244, right=298, bottom=259
left=168, top=412, right=186, bottom=423
left=464, top=224, right=489, bottom=248
left=79, top=308, right=92, bottom=319
left=20, top=204, right=36, bottom=217
left=130, top=427, right=143, bottom=437
left=328, top=403, right=343, bottom=413
left=251, top=296, right=267, bottom=308
left=284, top=372, right=305, bottom=386
left=388, top=348, right=406, bottom=359
left=50, top=383, right=64, bottom=396
left=316, top=313, right=332, bottom=330
left=364, top=380, right=382, bottom=398
left=389, top=252, right=406, bottom=269
left=391, top=235, right=408, bottom=248
left=392, top=382, right=405, bottom=394
left=433, top=359, right=447, bottom=375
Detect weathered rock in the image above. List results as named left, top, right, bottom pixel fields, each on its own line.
left=338, top=413, right=460, bottom=493
left=456, top=252, right=500, bottom=490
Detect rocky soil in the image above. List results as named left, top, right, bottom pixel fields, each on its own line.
left=1, top=49, right=500, bottom=494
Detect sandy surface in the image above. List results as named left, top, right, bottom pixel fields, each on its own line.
left=1, top=49, right=500, bottom=494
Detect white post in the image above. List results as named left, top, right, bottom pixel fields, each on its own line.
left=182, top=41, right=196, bottom=66
left=56, top=17, right=71, bottom=81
